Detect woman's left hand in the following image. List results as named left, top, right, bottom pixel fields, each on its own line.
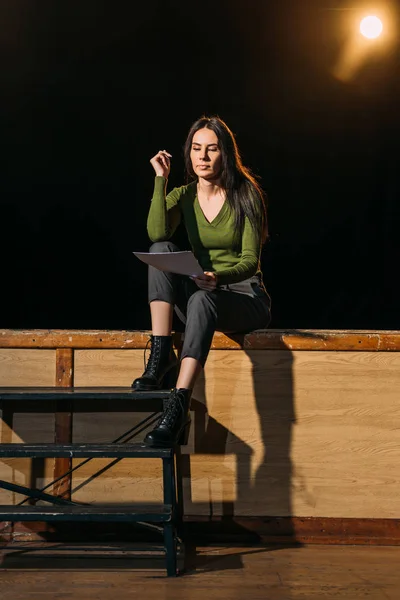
left=192, top=271, right=218, bottom=291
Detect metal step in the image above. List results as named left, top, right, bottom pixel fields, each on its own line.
left=0, top=387, right=171, bottom=401
left=0, top=443, right=173, bottom=458
left=0, top=504, right=173, bottom=522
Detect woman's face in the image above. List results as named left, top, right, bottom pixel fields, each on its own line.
left=190, top=127, right=222, bottom=181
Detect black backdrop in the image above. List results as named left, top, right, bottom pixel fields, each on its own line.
left=1, top=1, right=399, bottom=330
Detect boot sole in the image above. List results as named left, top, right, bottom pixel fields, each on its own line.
left=131, top=383, right=161, bottom=391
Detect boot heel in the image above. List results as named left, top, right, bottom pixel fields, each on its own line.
left=162, top=365, right=178, bottom=390
left=177, top=421, right=191, bottom=446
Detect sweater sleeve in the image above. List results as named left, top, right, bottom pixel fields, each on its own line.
left=147, top=176, right=182, bottom=242
left=214, top=217, right=261, bottom=285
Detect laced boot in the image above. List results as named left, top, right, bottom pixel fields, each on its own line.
left=143, top=388, right=192, bottom=447
left=131, top=335, right=178, bottom=391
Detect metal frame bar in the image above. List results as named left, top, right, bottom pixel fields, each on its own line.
left=0, top=480, right=80, bottom=506
left=162, top=454, right=178, bottom=576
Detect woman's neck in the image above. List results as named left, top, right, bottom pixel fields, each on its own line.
left=197, top=177, right=224, bottom=200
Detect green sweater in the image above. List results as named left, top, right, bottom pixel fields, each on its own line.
left=147, top=176, right=263, bottom=286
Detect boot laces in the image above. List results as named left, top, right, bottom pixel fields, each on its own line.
left=158, top=389, right=185, bottom=429
left=143, top=337, right=161, bottom=376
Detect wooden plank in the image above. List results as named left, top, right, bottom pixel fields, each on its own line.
left=1, top=544, right=400, bottom=597
left=217, top=330, right=400, bottom=351
left=185, top=516, right=400, bottom=545
left=74, top=350, right=143, bottom=386
left=71, top=349, right=400, bottom=519
left=53, top=348, right=74, bottom=499
left=0, top=330, right=182, bottom=350
left=0, top=350, right=56, bottom=385
left=55, top=348, right=74, bottom=388
left=1, top=329, right=400, bottom=351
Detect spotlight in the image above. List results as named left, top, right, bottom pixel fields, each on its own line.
left=360, top=15, right=383, bottom=39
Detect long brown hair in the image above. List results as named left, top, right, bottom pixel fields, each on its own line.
left=183, top=116, right=268, bottom=244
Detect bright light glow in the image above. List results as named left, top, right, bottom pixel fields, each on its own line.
left=360, top=16, right=383, bottom=39
left=333, top=9, right=395, bottom=81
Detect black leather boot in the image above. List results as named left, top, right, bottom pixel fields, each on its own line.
left=143, top=388, right=191, bottom=447
left=131, top=335, right=178, bottom=391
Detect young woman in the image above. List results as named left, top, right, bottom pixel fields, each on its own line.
left=133, top=116, right=271, bottom=447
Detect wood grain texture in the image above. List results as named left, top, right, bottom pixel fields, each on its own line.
left=74, top=350, right=143, bottom=386
left=2, top=334, right=400, bottom=536
left=1, top=544, right=400, bottom=597
left=54, top=348, right=74, bottom=499
left=55, top=348, right=74, bottom=388
left=1, top=329, right=400, bottom=351
left=69, top=348, right=400, bottom=519
left=0, top=350, right=55, bottom=385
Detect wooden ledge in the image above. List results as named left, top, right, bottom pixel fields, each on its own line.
left=1, top=329, right=400, bottom=351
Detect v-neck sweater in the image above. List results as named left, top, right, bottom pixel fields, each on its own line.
left=147, top=176, right=263, bottom=286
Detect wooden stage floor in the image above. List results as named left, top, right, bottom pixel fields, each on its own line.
left=1, top=543, right=400, bottom=599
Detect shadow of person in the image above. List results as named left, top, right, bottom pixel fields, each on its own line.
left=179, top=329, right=322, bottom=580
left=184, top=394, right=254, bottom=526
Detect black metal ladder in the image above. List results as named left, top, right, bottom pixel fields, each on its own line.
left=0, top=387, right=186, bottom=576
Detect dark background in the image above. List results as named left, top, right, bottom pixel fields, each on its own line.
left=1, top=0, right=399, bottom=331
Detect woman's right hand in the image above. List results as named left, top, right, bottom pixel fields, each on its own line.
left=150, top=150, right=172, bottom=178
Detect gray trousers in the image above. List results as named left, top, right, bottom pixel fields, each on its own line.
left=148, top=242, right=271, bottom=366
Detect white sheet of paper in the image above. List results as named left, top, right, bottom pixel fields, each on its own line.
left=133, top=251, right=204, bottom=277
